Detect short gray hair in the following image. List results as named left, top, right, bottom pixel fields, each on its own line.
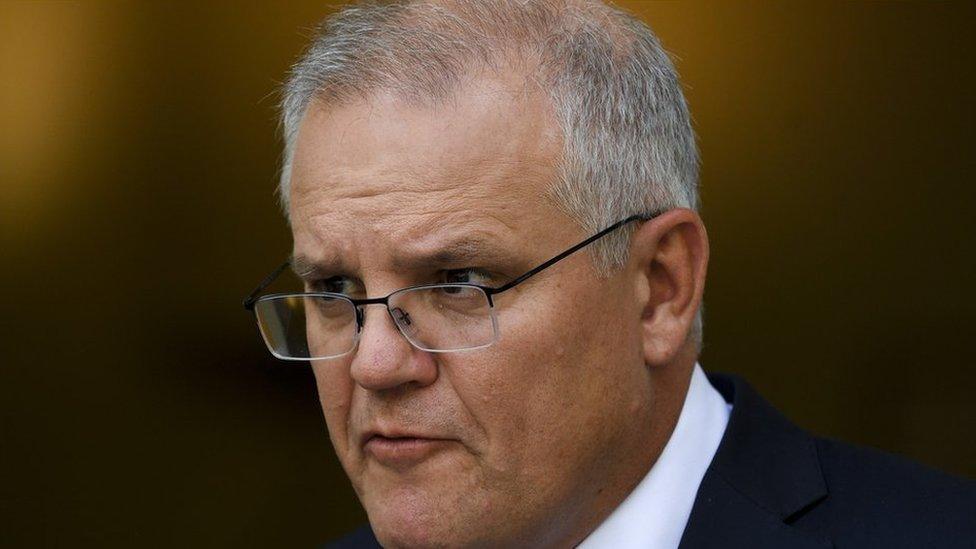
left=278, top=0, right=703, bottom=346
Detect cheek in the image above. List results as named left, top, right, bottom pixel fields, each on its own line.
left=479, top=285, right=638, bottom=472
left=311, top=360, right=355, bottom=455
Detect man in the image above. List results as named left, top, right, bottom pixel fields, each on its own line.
left=243, top=1, right=976, bottom=547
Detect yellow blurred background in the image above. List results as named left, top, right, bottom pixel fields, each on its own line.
left=2, top=1, right=974, bottom=546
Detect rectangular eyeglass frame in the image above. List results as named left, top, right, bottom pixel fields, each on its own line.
left=242, top=212, right=659, bottom=359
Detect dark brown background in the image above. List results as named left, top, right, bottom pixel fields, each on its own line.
left=2, top=1, right=974, bottom=547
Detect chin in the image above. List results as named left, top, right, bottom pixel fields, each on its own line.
left=362, top=480, right=490, bottom=549
left=367, top=499, right=456, bottom=549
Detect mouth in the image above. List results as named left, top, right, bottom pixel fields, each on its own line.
left=362, top=433, right=456, bottom=469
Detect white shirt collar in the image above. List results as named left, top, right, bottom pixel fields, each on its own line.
left=577, top=363, right=731, bottom=549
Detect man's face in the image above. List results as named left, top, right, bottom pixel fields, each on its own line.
left=289, top=75, right=656, bottom=547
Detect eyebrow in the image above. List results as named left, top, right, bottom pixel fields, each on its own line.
left=391, top=236, right=514, bottom=270
left=290, top=236, right=518, bottom=280
left=290, top=254, right=343, bottom=281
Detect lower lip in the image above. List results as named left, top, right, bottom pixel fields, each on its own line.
left=364, top=437, right=453, bottom=468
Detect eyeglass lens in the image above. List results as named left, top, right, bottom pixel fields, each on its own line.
left=253, top=285, right=497, bottom=360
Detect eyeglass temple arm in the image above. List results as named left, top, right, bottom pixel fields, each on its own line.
left=242, top=259, right=291, bottom=310
left=489, top=213, right=656, bottom=295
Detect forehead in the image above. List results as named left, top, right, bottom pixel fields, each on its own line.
left=288, top=72, right=571, bottom=267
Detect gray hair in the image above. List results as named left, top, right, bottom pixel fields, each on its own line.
left=278, top=0, right=703, bottom=346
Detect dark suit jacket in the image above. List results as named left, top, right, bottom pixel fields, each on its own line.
left=328, top=373, right=976, bottom=548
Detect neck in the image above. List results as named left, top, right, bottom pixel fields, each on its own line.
left=541, top=349, right=698, bottom=548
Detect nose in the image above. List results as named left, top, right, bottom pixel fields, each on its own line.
left=348, top=304, right=438, bottom=392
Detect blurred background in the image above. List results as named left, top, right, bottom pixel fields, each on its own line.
left=2, top=1, right=974, bottom=546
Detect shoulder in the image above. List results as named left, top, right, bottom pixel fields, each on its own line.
left=799, top=436, right=976, bottom=546
left=693, top=372, right=976, bottom=549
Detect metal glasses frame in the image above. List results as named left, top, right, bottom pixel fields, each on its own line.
left=242, top=212, right=657, bottom=358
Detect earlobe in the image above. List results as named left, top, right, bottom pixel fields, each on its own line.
left=633, top=209, right=709, bottom=366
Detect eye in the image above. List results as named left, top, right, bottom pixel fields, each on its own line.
left=436, top=268, right=493, bottom=302
left=442, top=268, right=492, bottom=286
left=310, top=275, right=358, bottom=295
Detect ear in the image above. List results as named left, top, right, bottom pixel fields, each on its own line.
left=630, top=208, right=709, bottom=366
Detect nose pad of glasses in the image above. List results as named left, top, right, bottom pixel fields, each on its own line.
left=389, top=306, right=418, bottom=338
left=391, top=307, right=411, bottom=326
left=355, top=307, right=365, bottom=333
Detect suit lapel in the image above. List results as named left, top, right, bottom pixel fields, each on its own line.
left=678, top=473, right=831, bottom=549
left=678, top=373, right=832, bottom=549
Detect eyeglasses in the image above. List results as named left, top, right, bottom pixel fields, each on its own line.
left=243, top=213, right=656, bottom=361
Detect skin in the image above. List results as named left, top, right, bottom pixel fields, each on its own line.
left=288, top=69, right=709, bottom=548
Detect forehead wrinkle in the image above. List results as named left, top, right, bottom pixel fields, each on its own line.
left=298, top=177, right=494, bottom=234
left=321, top=156, right=537, bottom=206
left=329, top=157, right=552, bottom=225
left=293, top=203, right=520, bottom=274
left=308, top=179, right=539, bottom=245
left=389, top=232, right=517, bottom=271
